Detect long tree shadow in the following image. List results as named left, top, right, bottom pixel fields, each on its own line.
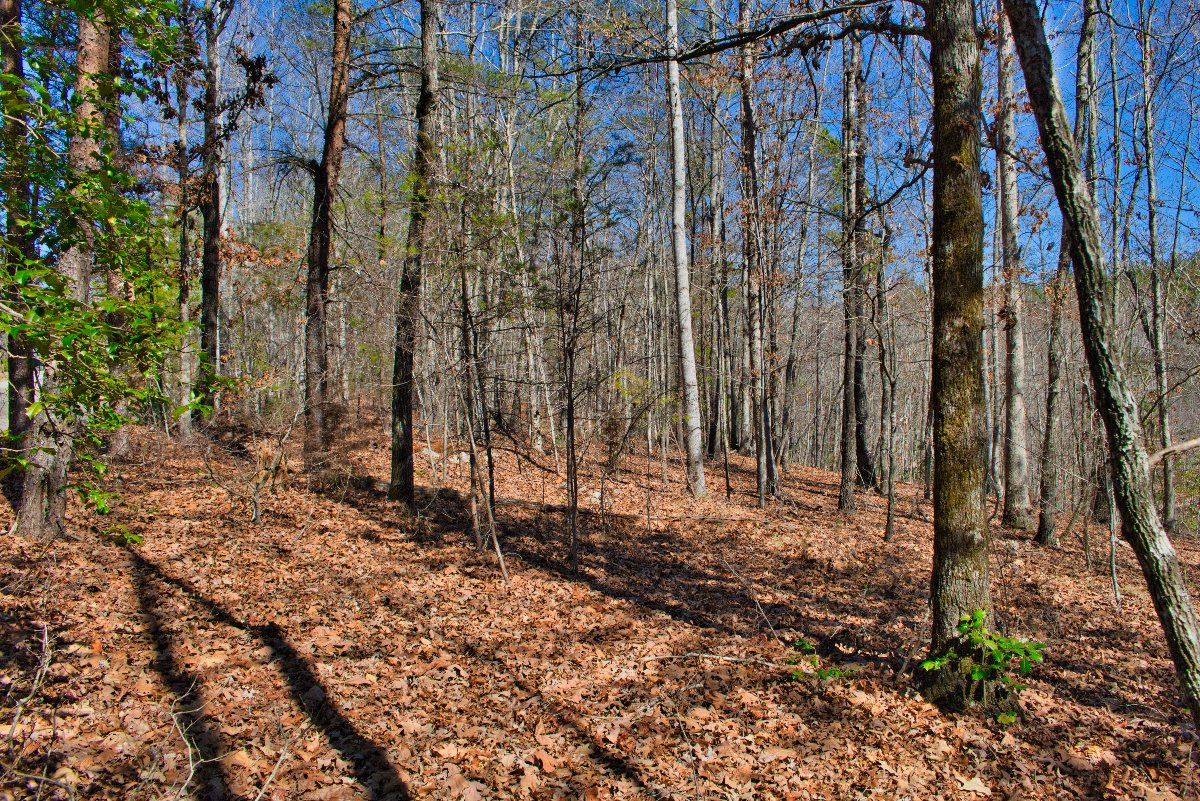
left=131, top=556, right=235, bottom=800
left=128, top=550, right=410, bottom=801
left=416, top=488, right=925, bottom=667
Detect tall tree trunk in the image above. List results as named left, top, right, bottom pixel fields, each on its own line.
left=1135, top=4, right=1175, bottom=531
left=837, top=34, right=860, bottom=512
left=996, top=3, right=1032, bottom=530
left=738, top=0, right=772, bottom=505
left=1005, top=0, right=1200, bottom=727
left=852, top=46, right=876, bottom=490
left=104, top=29, right=131, bottom=460
left=924, top=0, right=992, bottom=704
left=666, top=0, right=705, bottom=497
left=1036, top=0, right=1096, bottom=546
left=18, top=10, right=110, bottom=537
left=1, top=0, right=34, bottom=507
left=197, top=1, right=227, bottom=413
left=174, top=41, right=194, bottom=437
left=304, top=0, right=351, bottom=468
left=389, top=0, right=438, bottom=503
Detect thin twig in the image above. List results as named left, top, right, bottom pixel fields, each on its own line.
left=641, top=652, right=794, bottom=670
left=720, top=556, right=782, bottom=643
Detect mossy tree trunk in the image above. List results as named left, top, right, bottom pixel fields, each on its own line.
left=924, top=0, right=993, bottom=708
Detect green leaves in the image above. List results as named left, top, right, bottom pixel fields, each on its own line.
left=920, top=611, right=1046, bottom=706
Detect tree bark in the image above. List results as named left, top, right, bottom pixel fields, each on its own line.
left=852, top=45, right=876, bottom=490
left=197, top=1, right=228, bottom=413
left=738, top=0, right=772, bottom=506
left=389, top=0, right=439, bottom=503
left=1005, top=0, right=1200, bottom=727
left=837, top=34, right=860, bottom=512
left=666, top=0, right=705, bottom=497
left=1135, top=8, right=1175, bottom=531
left=304, top=0, right=351, bottom=468
left=996, top=3, right=1032, bottom=530
left=924, top=0, right=992, bottom=702
left=1036, top=0, right=1096, bottom=546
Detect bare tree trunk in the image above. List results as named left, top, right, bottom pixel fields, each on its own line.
left=389, top=0, right=438, bottom=503
left=304, top=0, right=351, bottom=468
left=174, top=49, right=194, bottom=437
left=1135, top=4, right=1175, bottom=531
left=996, top=3, right=1032, bottom=530
left=103, top=29, right=132, bottom=460
left=666, top=0, right=705, bottom=497
left=197, top=1, right=230, bottom=413
left=18, top=11, right=110, bottom=538
left=837, top=34, right=860, bottom=512
left=852, top=46, right=876, bottom=490
left=738, top=0, right=772, bottom=506
left=1036, top=0, right=1096, bottom=546
left=1005, top=0, right=1200, bottom=726
left=924, top=0, right=992, bottom=705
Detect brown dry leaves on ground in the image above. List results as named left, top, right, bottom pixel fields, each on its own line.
left=0, top=423, right=1195, bottom=800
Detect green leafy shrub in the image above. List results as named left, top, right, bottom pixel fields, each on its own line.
left=921, top=610, right=1045, bottom=697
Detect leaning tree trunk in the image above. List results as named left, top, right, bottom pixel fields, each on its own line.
left=18, top=11, right=110, bottom=538
left=924, top=0, right=993, bottom=707
left=2, top=0, right=34, bottom=507
left=304, top=0, right=351, bottom=469
left=1005, top=0, right=1200, bottom=727
left=666, top=0, right=705, bottom=497
left=389, top=0, right=439, bottom=503
left=996, top=4, right=1032, bottom=530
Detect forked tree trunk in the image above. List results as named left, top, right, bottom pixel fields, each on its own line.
left=18, top=11, right=110, bottom=538
left=1004, top=0, right=1200, bottom=726
left=666, top=0, right=705, bottom=497
left=304, top=0, right=351, bottom=469
left=924, top=0, right=992, bottom=704
left=389, top=0, right=439, bottom=503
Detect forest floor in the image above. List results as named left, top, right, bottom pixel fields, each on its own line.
left=0, top=420, right=1196, bottom=801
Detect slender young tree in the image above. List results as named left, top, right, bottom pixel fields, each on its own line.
left=303, top=0, right=351, bottom=468
left=837, top=33, right=860, bottom=512
left=666, top=0, right=706, bottom=497
left=1005, top=0, right=1200, bottom=727
left=996, top=1, right=1032, bottom=530
left=1036, top=0, right=1096, bottom=546
left=738, top=0, right=774, bottom=505
left=390, top=0, right=439, bottom=504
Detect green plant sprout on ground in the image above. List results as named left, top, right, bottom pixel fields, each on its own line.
left=921, top=610, right=1045, bottom=715
left=786, top=636, right=848, bottom=682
